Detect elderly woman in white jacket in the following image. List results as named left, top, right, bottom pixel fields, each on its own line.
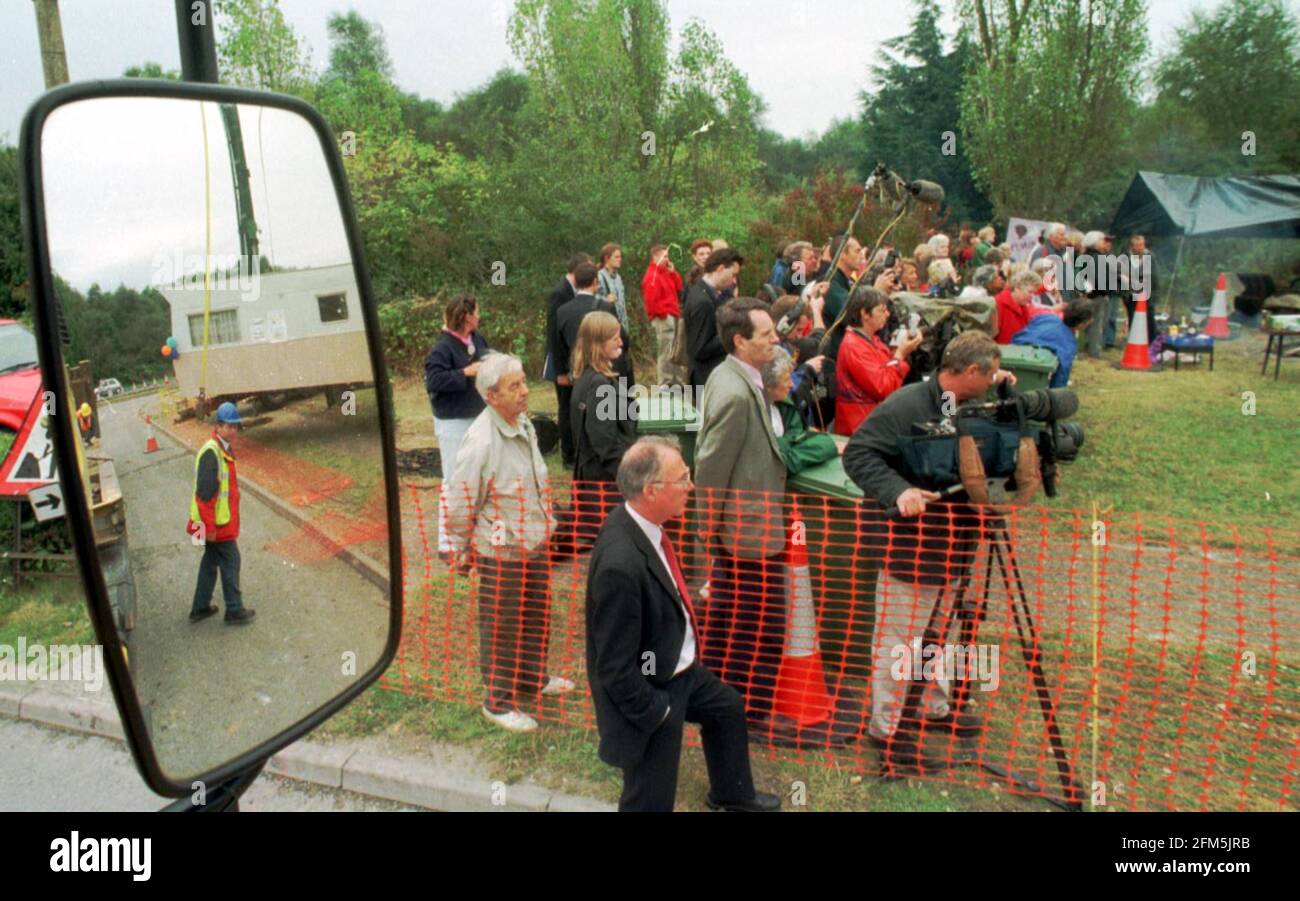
left=444, top=352, right=573, bottom=733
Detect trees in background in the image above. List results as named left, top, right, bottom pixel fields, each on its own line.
left=862, top=0, right=993, bottom=227
left=959, top=0, right=1147, bottom=224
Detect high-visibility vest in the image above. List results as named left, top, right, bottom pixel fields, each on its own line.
left=189, top=438, right=231, bottom=527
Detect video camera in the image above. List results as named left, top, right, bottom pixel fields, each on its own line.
left=898, top=385, right=1084, bottom=500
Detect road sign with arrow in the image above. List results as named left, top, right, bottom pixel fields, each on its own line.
left=28, top=482, right=64, bottom=522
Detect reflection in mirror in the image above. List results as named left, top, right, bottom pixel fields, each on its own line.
left=40, top=96, right=389, bottom=781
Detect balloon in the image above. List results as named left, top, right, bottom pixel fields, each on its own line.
left=161, top=344, right=172, bottom=358
left=166, top=336, right=178, bottom=349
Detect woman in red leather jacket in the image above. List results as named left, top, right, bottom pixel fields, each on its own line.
left=833, top=286, right=923, bottom=436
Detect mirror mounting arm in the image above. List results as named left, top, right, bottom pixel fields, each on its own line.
left=174, top=0, right=220, bottom=84
left=160, top=760, right=266, bottom=813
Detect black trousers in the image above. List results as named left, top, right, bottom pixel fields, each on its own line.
left=699, top=552, right=787, bottom=720
left=555, top=383, right=575, bottom=464
left=619, top=664, right=756, bottom=812
left=477, top=554, right=552, bottom=713
left=190, top=539, right=243, bottom=614
left=1123, top=295, right=1157, bottom=341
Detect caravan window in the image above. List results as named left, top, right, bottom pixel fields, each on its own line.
left=188, top=309, right=240, bottom=346
left=317, top=293, right=348, bottom=323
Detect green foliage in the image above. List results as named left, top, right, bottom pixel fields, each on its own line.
left=0, top=143, right=26, bottom=320
left=323, top=10, right=395, bottom=83
left=214, top=0, right=314, bottom=97
left=959, top=0, right=1147, bottom=224
left=56, top=276, right=173, bottom=385
left=123, top=62, right=181, bottom=80
left=1151, top=0, right=1300, bottom=174
left=862, top=0, right=992, bottom=226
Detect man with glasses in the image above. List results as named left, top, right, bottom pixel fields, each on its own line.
left=585, top=437, right=780, bottom=812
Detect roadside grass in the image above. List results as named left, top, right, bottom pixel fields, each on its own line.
left=0, top=575, right=93, bottom=650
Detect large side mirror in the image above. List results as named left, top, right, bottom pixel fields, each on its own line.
left=17, top=81, right=401, bottom=796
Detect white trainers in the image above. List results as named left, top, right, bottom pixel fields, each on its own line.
left=540, top=676, right=576, bottom=696
left=481, top=706, right=539, bottom=733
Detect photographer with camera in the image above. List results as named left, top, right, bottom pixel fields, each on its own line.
left=842, top=332, right=1016, bottom=771
left=833, top=286, right=923, bottom=437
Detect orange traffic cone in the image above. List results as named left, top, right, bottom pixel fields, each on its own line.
left=1204, top=272, right=1230, bottom=338
left=1120, top=294, right=1153, bottom=370
left=773, top=509, right=834, bottom=727
left=144, top=414, right=160, bottom=453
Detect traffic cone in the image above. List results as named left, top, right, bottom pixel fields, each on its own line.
left=773, top=508, right=834, bottom=727
left=144, top=415, right=160, bottom=453
left=1204, top=272, right=1230, bottom=338
left=1120, top=294, right=1153, bottom=370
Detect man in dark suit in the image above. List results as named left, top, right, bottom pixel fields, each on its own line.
left=545, top=252, right=593, bottom=468
left=586, top=437, right=781, bottom=813
left=556, top=262, right=634, bottom=387
left=684, top=247, right=743, bottom=394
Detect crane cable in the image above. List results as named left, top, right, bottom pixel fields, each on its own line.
left=199, top=102, right=212, bottom=398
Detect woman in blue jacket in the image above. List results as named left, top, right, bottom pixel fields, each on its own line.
left=425, top=295, right=491, bottom=555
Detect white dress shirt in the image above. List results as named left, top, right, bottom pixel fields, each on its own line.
left=625, top=503, right=696, bottom=676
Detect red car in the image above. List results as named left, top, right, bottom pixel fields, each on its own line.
left=0, top=319, right=43, bottom=433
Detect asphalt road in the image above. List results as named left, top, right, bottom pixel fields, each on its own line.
left=0, top=716, right=412, bottom=811
left=90, top=393, right=389, bottom=782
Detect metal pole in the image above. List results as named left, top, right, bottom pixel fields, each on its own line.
left=175, top=0, right=219, bottom=84
left=1163, top=233, right=1186, bottom=317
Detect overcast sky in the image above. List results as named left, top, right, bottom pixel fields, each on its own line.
left=42, top=97, right=350, bottom=289
left=5, top=0, right=1292, bottom=146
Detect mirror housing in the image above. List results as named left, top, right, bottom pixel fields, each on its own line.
left=17, top=79, right=402, bottom=796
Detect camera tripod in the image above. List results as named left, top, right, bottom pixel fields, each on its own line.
left=892, top=514, right=1085, bottom=811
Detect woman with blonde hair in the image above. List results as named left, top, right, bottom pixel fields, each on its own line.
left=570, top=310, right=637, bottom=539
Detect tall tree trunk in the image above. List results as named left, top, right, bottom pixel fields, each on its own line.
left=32, top=0, right=70, bottom=88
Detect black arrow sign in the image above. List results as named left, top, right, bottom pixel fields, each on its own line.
left=34, top=492, right=61, bottom=512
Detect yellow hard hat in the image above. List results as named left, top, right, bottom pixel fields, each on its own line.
left=79, top=402, right=92, bottom=417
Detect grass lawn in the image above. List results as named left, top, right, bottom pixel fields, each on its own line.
left=1045, top=332, right=1298, bottom=532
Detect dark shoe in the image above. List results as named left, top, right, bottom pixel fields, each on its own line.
left=869, top=735, right=943, bottom=776
left=925, top=712, right=985, bottom=737
left=705, top=791, right=781, bottom=812
left=188, top=605, right=218, bottom=623
left=224, top=608, right=257, bottom=624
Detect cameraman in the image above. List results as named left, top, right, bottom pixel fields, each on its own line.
left=842, top=332, right=1016, bottom=771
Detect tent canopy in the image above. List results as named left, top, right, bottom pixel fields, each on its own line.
left=1109, top=171, right=1300, bottom=240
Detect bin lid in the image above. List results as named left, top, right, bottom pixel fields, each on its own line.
left=635, top=391, right=699, bottom=433
left=997, top=343, right=1060, bottom=374
left=788, top=456, right=864, bottom=501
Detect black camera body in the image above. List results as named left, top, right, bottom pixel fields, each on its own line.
left=898, top=387, right=1084, bottom=498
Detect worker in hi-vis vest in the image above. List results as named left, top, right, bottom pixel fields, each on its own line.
left=187, top=402, right=255, bottom=624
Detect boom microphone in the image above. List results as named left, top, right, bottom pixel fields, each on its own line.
left=907, top=180, right=945, bottom=206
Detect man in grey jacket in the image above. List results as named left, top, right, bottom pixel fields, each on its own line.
left=694, top=297, right=787, bottom=727
left=445, top=352, right=574, bottom=733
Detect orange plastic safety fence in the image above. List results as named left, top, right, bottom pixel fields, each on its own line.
left=384, top=479, right=1300, bottom=812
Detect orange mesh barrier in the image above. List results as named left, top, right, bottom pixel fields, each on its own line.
left=384, top=480, right=1300, bottom=811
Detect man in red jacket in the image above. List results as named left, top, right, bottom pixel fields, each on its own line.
left=641, top=243, right=685, bottom=386
left=187, top=402, right=255, bottom=624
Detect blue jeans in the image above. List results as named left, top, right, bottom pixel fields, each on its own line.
left=191, top=540, right=243, bottom=613
left=434, top=415, right=474, bottom=553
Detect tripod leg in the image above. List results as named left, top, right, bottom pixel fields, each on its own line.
left=989, top=528, right=1085, bottom=810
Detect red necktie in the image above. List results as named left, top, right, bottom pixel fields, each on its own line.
left=659, top=532, right=699, bottom=629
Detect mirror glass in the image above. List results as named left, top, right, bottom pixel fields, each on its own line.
left=38, top=96, right=390, bottom=782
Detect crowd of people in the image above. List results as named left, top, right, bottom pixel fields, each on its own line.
left=420, top=221, right=1142, bottom=811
